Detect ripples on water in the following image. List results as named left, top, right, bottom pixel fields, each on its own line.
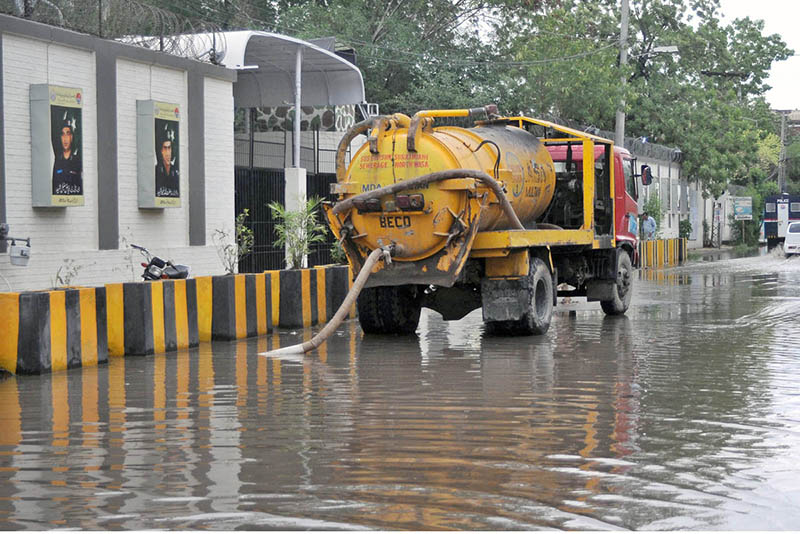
left=1, top=254, right=800, bottom=529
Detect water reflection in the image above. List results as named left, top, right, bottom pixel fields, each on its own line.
left=1, top=254, right=800, bottom=529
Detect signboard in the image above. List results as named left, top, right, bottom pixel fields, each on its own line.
left=30, top=84, right=84, bottom=207
left=731, top=196, right=753, bottom=221
left=137, top=100, right=181, bottom=208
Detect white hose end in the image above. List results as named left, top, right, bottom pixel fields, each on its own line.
left=259, top=344, right=306, bottom=356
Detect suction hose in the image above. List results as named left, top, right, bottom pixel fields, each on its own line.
left=260, top=247, right=389, bottom=356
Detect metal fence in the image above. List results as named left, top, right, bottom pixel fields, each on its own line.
left=235, top=167, right=286, bottom=272
left=233, top=104, right=357, bottom=272
left=235, top=167, right=340, bottom=272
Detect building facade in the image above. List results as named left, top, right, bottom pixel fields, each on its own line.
left=0, top=15, right=237, bottom=291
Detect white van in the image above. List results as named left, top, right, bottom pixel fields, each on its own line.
left=784, top=222, right=800, bottom=257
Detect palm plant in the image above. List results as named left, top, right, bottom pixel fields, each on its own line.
left=268, top=196, right=327, bottom=269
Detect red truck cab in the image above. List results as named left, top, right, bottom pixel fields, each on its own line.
left=545, top=144, right=642, bottom=265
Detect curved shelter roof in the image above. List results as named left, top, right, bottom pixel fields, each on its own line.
left=211, top=30, right=365, bottom=108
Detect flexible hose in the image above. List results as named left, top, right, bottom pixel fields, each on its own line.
left=260, top=247, right=388, bottom=356
left=331, top=169, right=525, bottom=231
left=335, top=116, right=386, bottom=183
left=535, top=222, right=564, bottom=230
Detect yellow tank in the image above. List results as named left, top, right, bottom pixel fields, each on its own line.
left=338, top=118, right=556, bottom=261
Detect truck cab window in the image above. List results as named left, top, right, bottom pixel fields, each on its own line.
left=624, top=159, right=637, bottom=200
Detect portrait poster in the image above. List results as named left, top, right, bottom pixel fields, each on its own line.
left=137, top=100, right=181, bottom=208
left=30, top=85, right=84, bottom=207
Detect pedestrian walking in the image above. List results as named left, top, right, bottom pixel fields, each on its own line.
left=642, top=211, right=657, bottom=240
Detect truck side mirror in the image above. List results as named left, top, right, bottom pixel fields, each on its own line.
left=641, top=165, right=652, bottom=186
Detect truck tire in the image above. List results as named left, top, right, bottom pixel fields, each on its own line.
left=486, top=257, right=553, bottom=336
left=357, top=285, right=422, bottom=335
left=601, top=250, right=633, bottom=316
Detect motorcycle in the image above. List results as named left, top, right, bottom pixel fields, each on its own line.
left=131, top=244, right=189, bottom=281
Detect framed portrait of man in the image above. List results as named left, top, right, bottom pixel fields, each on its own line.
left=137, top=100, right=181, bottom=208
left=30, top=85, right=84, bottom=207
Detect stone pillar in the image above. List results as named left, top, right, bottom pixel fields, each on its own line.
left=284, top=166, right=308, bottom=268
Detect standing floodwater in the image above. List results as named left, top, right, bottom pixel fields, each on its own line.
left=1, top=253, right=800, bottom=529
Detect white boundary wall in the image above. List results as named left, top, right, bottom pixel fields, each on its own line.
left=0, top=32, right=235, bottom=291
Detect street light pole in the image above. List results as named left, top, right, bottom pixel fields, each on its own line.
left=779, top=111, right=787, bottom=193
left=615, top=0, right=630, bottom=148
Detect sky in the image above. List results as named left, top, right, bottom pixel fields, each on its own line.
left=718, top=0, right=799, bottom=110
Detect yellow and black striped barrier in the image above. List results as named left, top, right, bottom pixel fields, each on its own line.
left=637, top=238, right=687, bottom=269
left=0, top=287, right=108, bottom=375
left=0, top=265, right=354, bottom=374
left=105, top=279, right=202, bottom=357
left=211, top=265, right=354, bottom=340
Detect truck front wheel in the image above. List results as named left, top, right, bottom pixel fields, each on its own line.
left=601, top=250, right=633, bottom=316
left=485, top=257, right=553, bottom=336
left=357, top=285, right=422, bottom=335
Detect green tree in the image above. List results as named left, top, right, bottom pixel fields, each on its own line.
left=786, top=139, right=800, bottom=194
left=622, top=1, right=791, bottom=198
left=492, top=0, right=622, bottom=124
left=140, top=0, right=791, bottom=204
left=276, top=0, right=502, bottom=115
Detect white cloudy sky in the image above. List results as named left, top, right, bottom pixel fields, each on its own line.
left=718, top=0, right=799, bottom=110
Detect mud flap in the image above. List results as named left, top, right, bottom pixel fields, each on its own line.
left=586, top=280, right=615, bottom=302
left=481, top=277, right=532, bottom=322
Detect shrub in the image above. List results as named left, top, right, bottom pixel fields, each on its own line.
left=269, top=196, right=327, bottom=269
left=642, top=193, right=663, bottom=238
left=213, top=209, right=254, bottom=274
left=679, top=218, right=692, bottom=239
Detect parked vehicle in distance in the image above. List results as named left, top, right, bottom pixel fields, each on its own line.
left=131, top=244, right=190, bottom=281
left=784, top=222, right=800, bottom=257
left=763, top=193, right=800, bottom=250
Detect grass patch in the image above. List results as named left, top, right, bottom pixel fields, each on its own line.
left=732, top=243, right=759, bottom=257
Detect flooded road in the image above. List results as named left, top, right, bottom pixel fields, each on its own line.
left=2, top=252, right=800, bottom=530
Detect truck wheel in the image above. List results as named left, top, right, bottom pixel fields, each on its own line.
left=601, top=250, right=633, bottom=316
left=486, top=257, right=553, bottom=336
left=357, top=285, right=422, bottom=335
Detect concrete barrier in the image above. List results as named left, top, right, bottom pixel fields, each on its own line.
left=105, top=280, right=201, bottom=357
left=211, top=266, right=353, bottom=340
left=637, top=238, right=687, bottom=268
left=0, top=287, right=108, bottom=375
left=0, top=264, right=354, bottom=374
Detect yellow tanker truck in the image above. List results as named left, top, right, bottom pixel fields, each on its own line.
left=323, top=106, right=648, bottom=337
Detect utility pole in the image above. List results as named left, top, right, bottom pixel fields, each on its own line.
left=614, top=0, right=630, bottom=148
left=779, top=111, right=787, bottom=193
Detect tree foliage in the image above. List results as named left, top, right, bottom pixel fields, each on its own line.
left=137, top=0, right=792, bottom=198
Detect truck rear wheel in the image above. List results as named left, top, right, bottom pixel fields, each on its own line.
left=485, top=257, right=553, bottom=336
left=601, top=250, right=633, bottom=316
left=357, top=285, right=422, bottom=335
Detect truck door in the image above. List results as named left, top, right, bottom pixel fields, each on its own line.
left=615, top=154, right=638, bottom=245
